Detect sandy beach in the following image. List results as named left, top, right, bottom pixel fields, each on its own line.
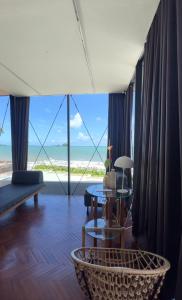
left=0, top=160, right=104, bottom=182
left=0, top=161, right=12, bottom=180
left=29, top=159, right=105, bottom=169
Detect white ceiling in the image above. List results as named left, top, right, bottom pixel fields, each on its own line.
left=0, top=0, right=160, bottom=96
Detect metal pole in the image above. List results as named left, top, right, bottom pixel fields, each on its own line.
left=67, top=94, right=71, bottom=195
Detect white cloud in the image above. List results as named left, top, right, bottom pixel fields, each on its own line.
left=45, top=108, right=51, bottom=114
left=103, top=133, right=108, bottom=141
left=96, top=116, right=102, bottom=121
left=78, top=132, right=89, bottom=141
left=70, top=113, right=82, bottom=128
left=54, top=125, right=64, bottom=134
left=56, top=127, right=63, bottom=133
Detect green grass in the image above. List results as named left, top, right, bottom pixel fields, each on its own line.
left=33, top=164, right=105, bottom=177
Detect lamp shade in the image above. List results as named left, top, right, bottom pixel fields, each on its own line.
left=114, top=156, right=134, bottom=169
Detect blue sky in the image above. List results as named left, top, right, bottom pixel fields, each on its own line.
left=0, top=94, right=108, bottom=146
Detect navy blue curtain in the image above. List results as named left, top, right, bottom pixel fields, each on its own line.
left=10, top=96, right=30, bottom=172
left=132, top=0, right=182, bottom=299
left=108, top=86, right=133, bottom=166
left=123, top=85, right=133, bottom=157
left=132, top=59, right=143, bottom=237
left=176, top=0, right=182, bottom=298
left=108, top=93, right=125, bottom=166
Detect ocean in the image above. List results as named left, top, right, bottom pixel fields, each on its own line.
left=0, top=145, right=107, bottom=162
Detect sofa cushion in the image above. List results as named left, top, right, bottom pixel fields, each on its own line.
left=12, top=171, right=43, bottom=185
left=0, top=183, right=44, bottom=214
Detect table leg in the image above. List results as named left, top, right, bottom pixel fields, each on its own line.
left=119, top=198, right=125, bottom=248
left=120, top=229, right=125, bottom=248
left=108, top=198, right=112, bottom=227
left=105, top=238, right=112, bottom=248
left=91, top=197, right=94, bottom=218
left=93, top=197, right=98, bottom=247
left=119, top=198, right=125, bottom=226
left=93, top=197, right=98, bottom=220
left=116, top=200, right=120, bottom=224
left=104, top=198, right=112, bottom=248
left=94, top=237, right=97, bottom=247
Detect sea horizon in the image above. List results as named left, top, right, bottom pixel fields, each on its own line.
left=0, top=144, right=107, bottom=163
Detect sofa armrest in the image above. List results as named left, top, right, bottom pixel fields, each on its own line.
left=12, top=171, right=43, bottom=185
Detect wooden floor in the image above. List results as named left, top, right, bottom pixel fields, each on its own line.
left=0, top=194, right=133, bottom=300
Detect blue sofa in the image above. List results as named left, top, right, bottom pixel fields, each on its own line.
left=0, top=171, right=44, bottom=216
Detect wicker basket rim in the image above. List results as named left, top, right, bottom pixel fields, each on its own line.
left=71, top=247, right=170, bottom=275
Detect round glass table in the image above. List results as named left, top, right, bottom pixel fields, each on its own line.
left=86, top=183, right=132, bottom=205
left=84, top=219, right=122, bottom=241
left=83, top=184, right=133, bottom=247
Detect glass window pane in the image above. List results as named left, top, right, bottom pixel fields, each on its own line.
left=70, top=94, right=108, bottom=194
left=0, top=96, right=12, bottom=181
left=29, top=95, right=67, bottom=193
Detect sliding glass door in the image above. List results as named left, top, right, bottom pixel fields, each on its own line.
left=70, top=94, right=108, bottom=195
left=28, top=95, right=67, bottom=194
left=28, top=94, right=108, bottom=195
left=0, top=96, right=12, bottom=181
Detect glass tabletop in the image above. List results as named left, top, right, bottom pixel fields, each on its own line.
left=86, top=183, right=132, bottom=199
left=85, top=218, right=121, bottom=240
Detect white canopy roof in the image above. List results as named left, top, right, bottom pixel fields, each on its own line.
left=0, top=0, right=160, bottom=96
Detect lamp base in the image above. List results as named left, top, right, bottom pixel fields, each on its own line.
left=117, top=188, right=128, bottom=194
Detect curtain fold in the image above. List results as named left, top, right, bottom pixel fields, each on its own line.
left=132, top=0, right=182, bottom=298
left=10, top=95, right=30, bottom=172
left=132, top=59, right=143, bottom=237
left=176, top=0, right=182, bottom=298
left=123, top=85, right=133, bottom=157
left=108, top=87, right=133, bottom=166
left=108, top=93, right=125, bottom=165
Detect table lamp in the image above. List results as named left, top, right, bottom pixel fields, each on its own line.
left=114, top=156, right=134, bottom=193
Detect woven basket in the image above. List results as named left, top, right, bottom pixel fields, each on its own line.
left=71, top=247, right=170, bottom=300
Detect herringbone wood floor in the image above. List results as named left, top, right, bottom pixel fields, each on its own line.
left=0, top=194, right=133, bottom=300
